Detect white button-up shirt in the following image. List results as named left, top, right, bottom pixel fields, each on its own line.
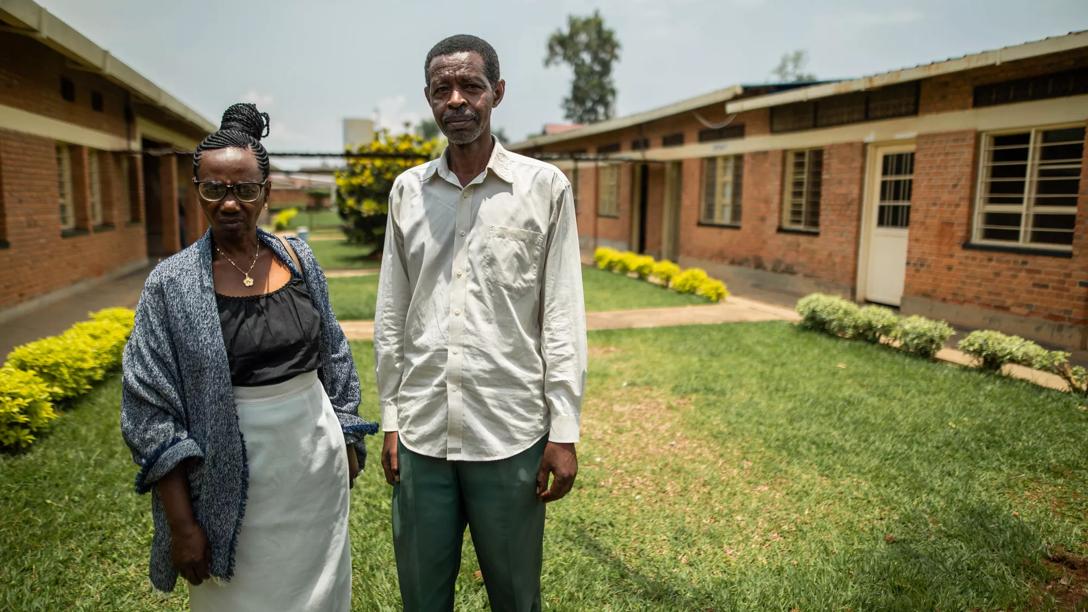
left=374, top=140, right=587, bottom=461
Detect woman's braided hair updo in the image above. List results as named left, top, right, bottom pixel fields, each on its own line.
left=193, top=102, right=271, bottom=179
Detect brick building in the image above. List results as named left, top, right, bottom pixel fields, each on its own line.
left=0, top=0, right=214, bottom=315
left=511, top=33, right=1088, bottom=351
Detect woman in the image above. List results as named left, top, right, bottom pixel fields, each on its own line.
left=120, top=102, right=376, bottom=611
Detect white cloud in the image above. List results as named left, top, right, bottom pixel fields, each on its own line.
left=374, top=95, right=424, bottom=134
left=241, top=89, right=275, bottom=108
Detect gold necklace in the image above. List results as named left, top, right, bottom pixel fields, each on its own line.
left=216, top=243, right=260, bottom=287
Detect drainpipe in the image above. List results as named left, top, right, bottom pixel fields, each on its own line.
left=593, top=161, right=600, bottom=253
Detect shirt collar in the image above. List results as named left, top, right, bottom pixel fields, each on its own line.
left=423, top=137, right=514, bottom=186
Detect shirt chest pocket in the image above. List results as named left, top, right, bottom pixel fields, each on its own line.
left=480, top=225, right=545, bottom=294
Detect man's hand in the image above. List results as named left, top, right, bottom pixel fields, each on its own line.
left=347, top=446, right=360, bottom=488
left=381, top=431, right=400, bottom=485
left=536, top=441, right=577, bottom=503
left=170, top=521, right=211, bottom=586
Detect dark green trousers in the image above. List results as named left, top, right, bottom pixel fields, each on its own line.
left=392, top=437, right=547, bottom=612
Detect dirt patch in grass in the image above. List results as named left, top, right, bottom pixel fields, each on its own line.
left=1034, top=547, right=1088, bottom=609
left=588, top=345, right=621, bottom=359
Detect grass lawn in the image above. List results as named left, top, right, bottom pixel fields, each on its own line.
left=308, top=239, right=381, bottom=271
left=272, top=208, right=343, bottom=231
left=581, top=266, right=709, bottom=311
left=1, top=323, right=1085, bottom=609
left=327, top=275, right=380, bottom=321
left=325, top=266, right=711, bottom=322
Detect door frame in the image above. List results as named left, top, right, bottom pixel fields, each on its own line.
left=856, top=140, right=916, bottom=305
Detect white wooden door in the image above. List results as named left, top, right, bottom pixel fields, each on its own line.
left=863, top=146, right=915, bottom=306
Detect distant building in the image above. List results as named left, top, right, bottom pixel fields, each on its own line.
left=511, top=32, right=1088, bottom=351
left=0, top=0, right=215, bottom=314
left=343, top=118, right=374, bottom=150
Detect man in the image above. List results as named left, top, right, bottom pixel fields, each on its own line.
left=373, top=34, right=587, bottom=611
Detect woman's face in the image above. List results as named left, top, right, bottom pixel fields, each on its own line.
left=195, top=147, right=267, bottom=241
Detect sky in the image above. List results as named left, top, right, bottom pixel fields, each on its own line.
left=35, top=0, right=1088, bottom=167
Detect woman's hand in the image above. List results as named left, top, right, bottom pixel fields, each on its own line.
left=170, top=521, right=212, bottom=585
left=157, top=461, right=210, bottom=585
left=347, top=446, right=360, bottom=488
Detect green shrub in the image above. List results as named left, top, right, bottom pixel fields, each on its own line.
left=855, top=305, right=899, bottom=344
left=272, top=207, right=299, bottom=231
left=91, top=307, right=136, bottom=328
left=890, top=315, right=954, bottom=359
left=0, top=366, right=57, bottom=450
left=630, top=255, right=655, bottom=279
left=672, top=268, right=709, bottom=294
left=594, top=247, right=620, bottom=271
left=651, top=260, right=681, bottom=286
left=957, top=330, right=1044, bottom=371
left=696, top=278, right=729, bottom=303
left=5, top=308, right=135, bottom=402
left=957, top=332, right=1088, bottom=397
left=795, top=294, right=861, bottom=338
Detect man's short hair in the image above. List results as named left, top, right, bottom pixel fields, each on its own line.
left=424, top=34, right=501, bottom=87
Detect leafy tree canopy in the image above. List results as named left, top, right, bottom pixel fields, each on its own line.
left=544, top=10, right=621, bottom=124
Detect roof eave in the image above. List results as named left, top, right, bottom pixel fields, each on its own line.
left=0, top=0, right=215, bottom=134
left=725, top=30, right=1088, bottom=113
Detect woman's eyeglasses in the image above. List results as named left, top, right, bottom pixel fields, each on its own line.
left=192, top=180, right=268, bottom=203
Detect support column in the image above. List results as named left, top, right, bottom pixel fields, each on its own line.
left=158, top=153, right=181, bottom=253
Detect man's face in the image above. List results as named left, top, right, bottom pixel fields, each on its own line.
left=425, top=51, right=505, bottom=146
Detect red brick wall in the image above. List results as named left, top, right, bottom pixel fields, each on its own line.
left=0, top=130, right=148, bottom=308
left=905, top=129, right=1088, bottom=330
left=676, top=142, right=864, bottom=290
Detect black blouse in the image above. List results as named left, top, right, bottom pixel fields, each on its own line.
left=216, top=278, right=322, bottom=386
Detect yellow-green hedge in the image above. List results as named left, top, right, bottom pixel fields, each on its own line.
left=0, top=366, right=57, bottom=450
left=272, top=207, right=299, bottom=231
left=592, top=248, right=729, bottom=303
left=1, top=307, right=135, bottom=451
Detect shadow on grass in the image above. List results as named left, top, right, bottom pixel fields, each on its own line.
left=566, top=523, right=719, bottom=609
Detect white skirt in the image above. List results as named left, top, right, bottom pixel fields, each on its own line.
left=190, top=370, right=351, bottom=612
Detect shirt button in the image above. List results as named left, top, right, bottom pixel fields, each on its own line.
left=454, top=309, right=461, bottom=316
left=456, top=271, right=463, bottom=278
left=459, top=231, right=466, bottom=237
left=451, top=349, right=459, bottom=355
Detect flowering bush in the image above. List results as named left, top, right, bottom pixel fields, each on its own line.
left=334, top=131, right=441, bottom=248
left=796, top=294, right=861, bottom=338
left=651, top=260, right=680, bottom=286
left=855, top=305, right=899, bottom=343
left=671, top=268, right=709, bottom=295
left=696, top=279, right=729, bottom=303
left=272, top=207, right=298, bottom=231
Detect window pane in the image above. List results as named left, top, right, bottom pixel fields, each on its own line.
left=1029, top=229, right=1074, bottom=245
left=1031, top=213, right=1076, bottom=230
left=1042, top=127, right=1085, bottom=144
left=982, top=227, right=1020, bottom=241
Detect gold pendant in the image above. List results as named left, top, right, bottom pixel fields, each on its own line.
left=243, top=275, right=255, bottom=287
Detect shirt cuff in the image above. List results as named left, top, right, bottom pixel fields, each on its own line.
left=548, top=414, right=580, bottom=443
left=381, top=401, right=399, bottom=432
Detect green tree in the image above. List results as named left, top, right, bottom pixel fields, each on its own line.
left=772, top=50, right=816, bottom=82
left=416, top=118, right=441, bottom=140
left=335, top=131, right=440, bottom=248
left=544, top=10, right=621, bottom=124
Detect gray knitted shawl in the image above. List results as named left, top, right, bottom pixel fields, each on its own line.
left=120, top=228, right=376, bottom=592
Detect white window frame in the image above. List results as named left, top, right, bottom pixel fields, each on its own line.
left=972, top=123, right=1083, bottom=252
left=56, top=144, right=75, bottom=230
left=88, top=150, right=103, bottom=225
left=597, top=163, right=620, bottom=218
left=782, top=148, right=823, bottom=231
left=701, top=155, right=742, bottom=226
